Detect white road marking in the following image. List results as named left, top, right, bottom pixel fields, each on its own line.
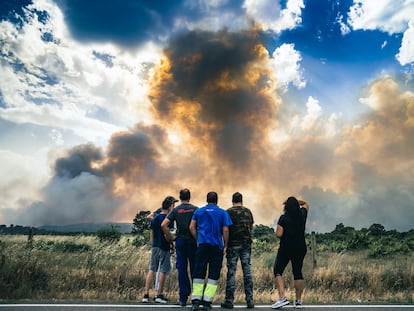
left=0, top=303, right=414, bottom=310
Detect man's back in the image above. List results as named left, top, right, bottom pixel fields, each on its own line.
left=193, top=203, right=232, bottom=248
left=227, top=205, right=254, bottom=247
left=152, top=213, right=170, bottom=250
left=167, top=203, right=197, bottom=240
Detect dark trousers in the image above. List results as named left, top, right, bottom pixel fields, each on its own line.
left=176, top=237, right=197, bottom=303
left=193, top=243, right=223, bottom=280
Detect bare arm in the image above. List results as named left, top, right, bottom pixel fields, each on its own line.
left=189, top=219, right=197, bottom=242
left=222, top=226, right=229, bottom=254
left=146, top=212, right=155, bottom=221
left=298, top=200, right=309, bottom=211
left=149, top=228, right=153, bottom=245
left=276, top=224, right=284, bottom=238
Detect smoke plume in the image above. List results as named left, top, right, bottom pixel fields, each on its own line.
left=6, top=30, right=414, bottom=232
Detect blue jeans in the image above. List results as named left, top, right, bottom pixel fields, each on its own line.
left=224, top=244, right=253, bottom=303
left=176, top=237, right=197, bottom=303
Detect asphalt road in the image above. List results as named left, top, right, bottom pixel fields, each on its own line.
left=0, top=304, right=413, bottom=311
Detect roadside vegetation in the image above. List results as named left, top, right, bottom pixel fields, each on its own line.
left=0, top=221, right=413, bottom=303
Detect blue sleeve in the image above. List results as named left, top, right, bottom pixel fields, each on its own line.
left=224, top=211, right=233, bottom=226
left=192, top=209, right=199, bottom=220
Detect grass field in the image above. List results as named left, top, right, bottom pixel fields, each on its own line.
left=0, top=234, right=413, bottom=304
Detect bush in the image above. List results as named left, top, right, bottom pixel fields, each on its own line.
left=96, top=226, right=121, bottom=243
left=132, top=230, right=150, bottom=247
left=252, top=239, right=271, bottom=255
left=132, top=211, right=151, bottom=234
left=252, top=224, right=274, bottom=243
left=367, top=236, right=412, bottom=258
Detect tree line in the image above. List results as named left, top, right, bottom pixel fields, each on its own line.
left=2, top=216, right=414, bottom=258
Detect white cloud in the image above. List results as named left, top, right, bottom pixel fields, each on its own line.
left=0, top=0, right=164, bottom=216
left=337, top=13, right=351, bottom=35
left=243, top=0, right=304, bottom=33
left=302, top=96, right=322, bottom=131
left=396, top=21, right=414, bottom=65
left=0, top=104, right=120, bottom=143
left=347, top=0, right=414, bottom=34
left=347, top=0, right=414, bottom=65
left=183, top=0, right=228, bottom=10
left=269, top=43, right=306, bottom=89
left=0, top=149, right=49, bottom=211
left=49, top=129, right=64, bottom=146
left=177, top=0, right=249, bottom=31
left=0, top=0, right=161, bottom=144
left=174, top=11, right=247, bottom=32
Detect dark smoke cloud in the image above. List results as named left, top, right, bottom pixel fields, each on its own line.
left=54, top=144, right=102, bottom=179
left=52, top=0, right=245, bottom=48
left=5, top=31, right=414, bottom=232
left=7, top=29, right=283, bottom=227
left=53, top=0, right=180, bottom=47
left=149, top=29, right=278, bottom=170
left=7, top=123, right=177, bottom=226
left=102, top=124, right=167, bottom=182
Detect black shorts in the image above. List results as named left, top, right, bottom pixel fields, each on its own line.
left=273, top=247, right=307, bottom=280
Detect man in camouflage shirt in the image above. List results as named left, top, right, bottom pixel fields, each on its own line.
left=221, top=192, right=255, bottom=309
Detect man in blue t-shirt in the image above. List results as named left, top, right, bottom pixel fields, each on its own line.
left=189, top=192, right=233, bottom=311
left=142, top=196, right=176, bottom=304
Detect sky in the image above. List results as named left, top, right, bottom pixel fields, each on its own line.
left=1, top=0, right=414, bottom=233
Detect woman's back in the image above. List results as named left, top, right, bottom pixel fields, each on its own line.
left=278, top=208, right=307, bottom=249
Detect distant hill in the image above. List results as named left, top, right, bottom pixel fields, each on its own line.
left=38, top=222, right=133, bottom=234
left=0, top=222, right=134, bottom=235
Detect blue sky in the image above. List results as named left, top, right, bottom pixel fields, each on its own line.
left=1, top=0, right=414, bottom=232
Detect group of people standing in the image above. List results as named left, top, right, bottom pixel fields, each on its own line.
left=142, top=188, right=309, bottom=310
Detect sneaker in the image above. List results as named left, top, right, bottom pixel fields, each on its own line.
left=294, top=300, right=303, bottom=309
left=247, top=300, right=255, bottom=309
left=142, top=294, right=149, bottom=303
left=221, top=301, right=234, bottom=309
left=271, top=297, right=289, bottom=309
left=202, top=302, right=212, bottom=310
left=155, top=294, right=168, bottom=303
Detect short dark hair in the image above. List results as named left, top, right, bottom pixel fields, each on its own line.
left=162, top=197, right=172, bottom=210
left=206, top=191, right=218, bottom=204
left=232, top=192, right=243, bottom=203
left=179, top=188, right=191, bottom=201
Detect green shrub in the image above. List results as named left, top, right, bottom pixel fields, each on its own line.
left=96, top=226, right=121, bottom=243
left=132, top=230, right=150, bottom=247
left=252, top=239, right=272, bottom=255
left=252, top=224, right=274, bottom=243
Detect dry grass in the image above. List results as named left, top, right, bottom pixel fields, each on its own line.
left=0, top=234, right=413, bottom=303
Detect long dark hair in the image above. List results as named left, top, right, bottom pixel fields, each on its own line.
left=284, top=196, right=305, bottom=231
